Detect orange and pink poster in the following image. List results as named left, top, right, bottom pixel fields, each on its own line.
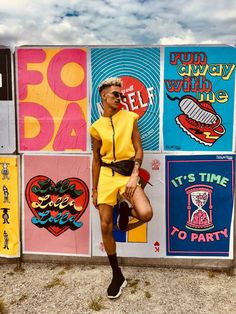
left=16, top=47, right=88, bottom=152
left=23, top=155, right=90, bottom=256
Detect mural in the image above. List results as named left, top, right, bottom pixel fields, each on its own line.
left=166, top=155, right=235, bottom=258
left=0, top=44, right=234, bottom=260
left=163, top=46, right=236, bottom=151
left=16, top=47, right=88, bottom=152
left=0, top=156, right=20, bottom=257
left=91, top=47, right=160, bottom=151
left=23, top=155, right=91, bottom=256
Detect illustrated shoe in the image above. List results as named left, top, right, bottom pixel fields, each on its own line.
left=176, top=114, right=225, bottom=146
left=107, top=268, right=127, bottom=299
left=117, top=201, right=130, bottom=231
left=179, top=96, right=218, bottom=124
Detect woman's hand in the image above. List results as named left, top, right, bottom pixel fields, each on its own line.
left=92, top=190, right=99, bottom=209
left=124, top=175, right=138, bottom=200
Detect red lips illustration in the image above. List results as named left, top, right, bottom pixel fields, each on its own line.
left=25, top=176, right=89, bottom=236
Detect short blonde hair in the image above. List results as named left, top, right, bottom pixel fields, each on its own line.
left=98, top=77, right=122, bottom=94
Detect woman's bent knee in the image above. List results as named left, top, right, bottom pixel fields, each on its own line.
left=139, top=206, right=153, bottom=222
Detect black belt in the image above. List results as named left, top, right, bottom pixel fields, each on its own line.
left=101, top=160, right=134, bottom=176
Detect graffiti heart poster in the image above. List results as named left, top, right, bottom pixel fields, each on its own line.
left=23, top=155, right=90, bottom=256
left=91, top=47, right=160, bottom=151
left=16, top=47, right=88, bottom=152
left=163, top=46, right=236, bottom=151
left=0, top=48, right=16, bottom=153
left=92, top=154, right=165, bottom=258
left=166, top=155, right=235, bottom=258
left=0, top=156, right=20, bottom=257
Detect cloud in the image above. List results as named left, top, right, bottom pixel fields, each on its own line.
left=160, top=30, right=197, bottom=45
left=0, top=0, right=235, bottom=47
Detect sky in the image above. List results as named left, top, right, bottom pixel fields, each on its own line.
left=0, top=0, right=235, bottom=49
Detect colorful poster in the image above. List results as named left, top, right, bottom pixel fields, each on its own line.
left=0, top=48, right=16, bottom=153
left=163, top=46, right=236, bottom=151
left=91, top=48, right=160, bottom=151
left=16, top=47, right=88, bottom=152
left=0, top=156, right=20, bottom=257
left=23, top=155, right=91, bottom=256
left=92, top=154, right=165, bottom=258
left=166, top=155, right=235, bottom=258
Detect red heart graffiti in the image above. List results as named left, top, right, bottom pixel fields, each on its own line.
left=25, top=175, right=89, bottom=236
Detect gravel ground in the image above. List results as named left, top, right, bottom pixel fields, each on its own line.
left=0, top=263, right=235, bottom=314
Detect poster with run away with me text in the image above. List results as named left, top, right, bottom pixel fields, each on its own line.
left=163, top=46, right=236, bottom=152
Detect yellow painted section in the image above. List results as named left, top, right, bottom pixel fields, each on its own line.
left=0, top=156, right=20, bottom=257
left=127, top=218, right=147, bottom=243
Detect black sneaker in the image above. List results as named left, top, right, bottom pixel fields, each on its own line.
left=107, top=268, right=127, bottom=299
left=117, top=201, right=130, bottom=231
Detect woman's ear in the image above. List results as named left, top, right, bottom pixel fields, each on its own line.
left=101, top=90, right=107, bottom=101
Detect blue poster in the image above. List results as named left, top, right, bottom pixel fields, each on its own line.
left=91, top=47, right=160, bottom=151
left=163, top=46, right=236, bottom=151
left=166, top=155, right=235, bottom=257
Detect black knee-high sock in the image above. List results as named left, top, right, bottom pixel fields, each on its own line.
left=107, top=253, right=120, bottom=273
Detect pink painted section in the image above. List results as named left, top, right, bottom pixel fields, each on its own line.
left=19, top=102, right=54, bottom=150
left=23, top=155, right=90, bottom=256
left=17, top=49, right=46, bottom=100
left=47, top=49, right=87, bottom=101
left=53, top=103, right=86, bottom=151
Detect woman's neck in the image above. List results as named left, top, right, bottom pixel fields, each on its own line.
left=103, top=107, right=119, bottom=117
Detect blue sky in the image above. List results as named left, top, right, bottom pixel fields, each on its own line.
left=0, top=0, right=235, bottom=48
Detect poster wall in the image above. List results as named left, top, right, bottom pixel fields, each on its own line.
left=16, top=47, right=88, bottom=152
left=163, top=46, right=236, bottom=152
left=23, top=155, right=91, bottom=256
left=92, top=154, right=165, bottom=258
left=166, top=155, right=235, bottom=258
left=0, top=48, right=16, bottom=153
left=91, top=47, right=160, bottom=151
left=0, top=156, right=20, bottom=257
left=0, top=44, right=235, bottom=261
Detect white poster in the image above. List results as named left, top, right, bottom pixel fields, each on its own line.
left=92, top=154, right=165, bottom=258
left=0, top=48, right=16, bottom=153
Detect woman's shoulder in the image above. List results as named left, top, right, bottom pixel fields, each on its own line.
left=119, top=110, right=139, bottom=120
left=91, top=116, right=104, bottom=128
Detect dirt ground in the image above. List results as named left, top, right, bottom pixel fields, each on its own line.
left=0, top=263, right=235, bottom=314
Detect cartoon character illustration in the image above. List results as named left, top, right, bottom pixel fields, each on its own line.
left=154, top=241, right=160, bottom=252
left=1, top=208, right=10, bottom=224
left=1, top=163, right=10, bottom=180
left=99, top=242, right=105, bottom=252
left=152, top=159, right=160, bottom=170
left=3, top=185, right=9, bottom=203
left=167, top=94, right=225, bottom=146
left=3, top=230, right=9, bottom=249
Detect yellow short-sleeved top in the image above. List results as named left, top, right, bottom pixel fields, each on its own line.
left=89, top=110, right=139, bottom=163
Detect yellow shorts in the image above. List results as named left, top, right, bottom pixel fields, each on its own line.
left=97, top=166, right=131, bottom=206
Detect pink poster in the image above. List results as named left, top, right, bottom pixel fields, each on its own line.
left=23, top=155, right=90, bottom=256
left=16, top=47, right=87, bottom=152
